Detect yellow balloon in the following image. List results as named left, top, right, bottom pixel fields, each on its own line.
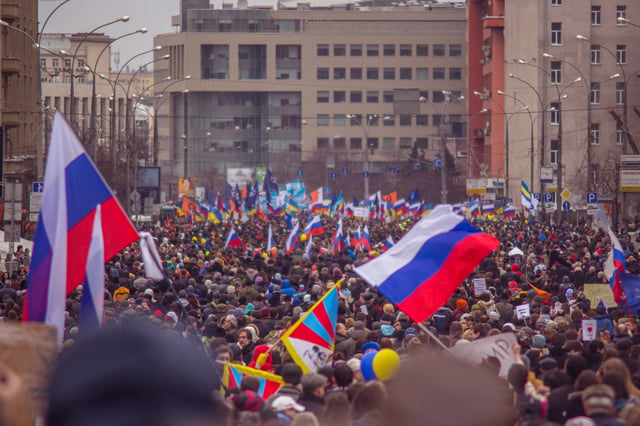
left=300, top=234, right=308, bottom=242
left=372, top=348, right=401, bottom=382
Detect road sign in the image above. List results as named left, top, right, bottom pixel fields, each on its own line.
left=32, top=182, right=44, bottom=193
left=297, top=170, right=304, bottom=177
left=544, top=192, right=555, bottom=203
left=587, top=192, right=598, bottom=204
left=434, top=158, right=442, bottom=168
left=560, top=189, right=571, bottom=200
left=562, top=201, right=571, bottom=211
left=329, top=172, right=337, bottom=180
left=362, top=171, right=369, bottom=178
left=413, top=162, right=421, bottom=170
left=341, top=168, right=349, bottom=175
left=3, top=202, right=21, bottom=221
left=29, top=192, right=43, bottom=222
left=4, top=224, right=20, bottom=243
left=533, top=193, right=542, bottom=202
left=4, top=182, right=22, bottom=202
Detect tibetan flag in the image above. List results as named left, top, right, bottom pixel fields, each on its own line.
left=267, top=225, right=275, bottom=252
left=222, top=363, right=283, bottom=399
left=280, top=283, right=340, bottom=373
left=25, top=113, right=138, bottom=341
left=359, top=225, right=372, bottom=252
left=604, top=228, right=626, bottom=304
left=304, top=215, right=324, bottom=236
left=354, top=205, right=498, bottom=323
left=224, top=227, right=242, bottom=249
left=383, top=235, right=395, bottom=251
left=332, top=218, right=344, bottom=254
left=504, top=204, right=516, bottom=217
left=286, top=222, right=300, bottom=253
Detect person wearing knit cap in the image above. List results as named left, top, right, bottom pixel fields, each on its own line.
left=453, top=299, right=468, bottom=322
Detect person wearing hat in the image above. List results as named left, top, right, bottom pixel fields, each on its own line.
left=270, top=395, right=305, bottom=424
left=298, top=373, right=327, bottom=417
left=578, top=384, right=623, bottom=426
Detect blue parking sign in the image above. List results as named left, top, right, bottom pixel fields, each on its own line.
left=544, top=192, right=555, bottom=203
left=533, top=193, right=542, bottom=202
left=586, top=192, right=598, bottom=204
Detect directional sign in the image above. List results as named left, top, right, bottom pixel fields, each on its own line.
left=297, top=170, right=304, bottom=177
left=362, top=171, right=369, bottom=178
left=587, top=192, right=598, bottom=204
left=32, top=182, right=44, bottom=193
left=434, top=158, right=442, bottom=168
left=329, top=172, right=337, bottom=180
left=413, top=162, right=422, bottom=170
left=341, top=168, right=349, bottom=175
left=562, top=201, right=571, bottom=211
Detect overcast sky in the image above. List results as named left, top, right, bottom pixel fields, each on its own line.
left=39, top=0, right=180, bottom=70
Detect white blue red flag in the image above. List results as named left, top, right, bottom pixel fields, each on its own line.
left=332, top=218, right=344, bottom=254
left=604, top=228, right=626, bottom=304
left=286, top=222, right=300, bottom=253
left=267, top=225, right=275, bottom=252
left=304, top=215, right=324, bottom=236
left=359, top=225, right=372, bottom=252
left=383, top=235, right=394, bottom=251
left=224, top=227, right=242, bottom=249
left=25, top=113, right=138, bottom=340
left=354, top=205, right=498, bottom=323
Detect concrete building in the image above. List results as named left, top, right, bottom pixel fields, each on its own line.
left=154, top=0, right=468, bottom=199
left=0, top=0, right=38, bottom=187
left=469, top=0, right=640, bottom=216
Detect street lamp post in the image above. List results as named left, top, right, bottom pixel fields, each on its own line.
left=466, top=107, right=488, bottom=179
left=347, top=114, right=377, bottom=199
left=68, top=16, right=129, bottom=129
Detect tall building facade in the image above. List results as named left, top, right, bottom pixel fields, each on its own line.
left=469, top=0, right=640, bottom=215
left=154, top=0, right=468, bottom=199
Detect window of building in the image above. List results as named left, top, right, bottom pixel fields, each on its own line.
left=449, top=44, right=462, bottom=56
left=416, top=44, right=428, bottom=56
left=449, top=68, right=462, bottom=80
left=590, top=82, right=600, bottom=104
left=334, top=91, right=346, bottom=103
left=416, top=138, right=428, bottom=149
left=367, top=67, right=379, bottom=80
left=64, top=59, right=71, bottom=69
left=317, top=91, right=329, bottom=103
left=334, top=68, right=346, bottom=80
left=77, top=59, right=85, bottom=68
left=383, top=137, right=396, bottom=150
left=350, top=137, right=362, bottom=150
left=551, top=0, right=561, bottom=6
left=367, top=114, right=379, bottom=126
left=550, top=61, right=562, bottom=84
left=383, top=115, right=395, bottom=126
left=367, top=137, right=379, bottom=150
left=399, top=137, right=412, bottom=149
left=551, top=22, right=562, bottom=45
left=334, top=44, right=346, bottom=56
left=616, top=82, right=625, bottom=105
left=550, top=139, right=558, bottom=164
left=416, top=68, right=429, bottom=80
left=367, top=44, right=379, bottom=56
left=433, top=115, right=442, bottom=127
left=350, top=44, right=362, bottom=56
left=334, top=137, right=346, bottom=150
left=349, top=114, right=362, bottom=126
left=400, top=68, right=412, bottom=80
left=317, top=114, right=330, bottom=126
left=399, top=44, right=412, bottom=56
left=350, top=67, right=362, bottom=79
left=616, top=5, right=627, bottom=24
left=616, top=44, right=626, bottom=64
left=317, top=137, right=329, bottom=149
left=367, top=91, right=379, bottom=103
left=40, top=58, right=46, bottom=68
left=317, top=44, right=329, bottom=56
left=433, top=91, right=445, bottom=103
left=433, top=68, right=445, bottom=80
left=350, top=91, right=362, bottom=103
left=591, top=45, right=601, bottom=64
left=550, top=102, right=560, bottom=125
left=383, top=91, right=394, bottom=103
left=334, top=114, right=346, bottom=127
left=383, top=44, right=396, bottom=56
left=591, top=6, right=601, bottom=25
left=617, top=122, right=624, bottom=144
left=433, top=44, right=445, bottom=56
left=383, top=68, right=396, bottom=80
left=590, top=123, right=600, bottom=145
left=419, top=91, right=429, bottom=102
left=317, top=68, right=329, bottom=79
left=52, top=58, right=59, bottom=67
left=399, top=115, right=412, bottom=126
left=416, top=114, right=428, bottom=126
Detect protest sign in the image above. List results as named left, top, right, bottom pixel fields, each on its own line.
left=450, top=333, right=517, bottom=377
left=582, top=319, right=597, bottom=341
left=515, top=304, right=530, bottom=320
left=583, top=284, right=617, bottom=307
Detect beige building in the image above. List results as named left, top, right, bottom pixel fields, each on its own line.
left=0, top=0, right=39, bottom=185
left=499, top=0, right=640, bottom=214
left=154, top=0, right=468, bottom=199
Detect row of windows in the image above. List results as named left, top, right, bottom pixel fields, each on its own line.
left=40, top=58, right=85, bottom=69
left=316, top=90, right=464, bottom=104
left=316, top=44, right=462, bottom=57
left=550, top=23, right=628, bottom=64
left=316, top=136, right=429, bottom=150
left=316, top=67, right=462, bottom=81
left=589, top=82, right=627, bottom=105
left=590, top=5, right=627, bottom=26
left=548, top=123, right=623, bottom=164
left=316, top=113, right=434, bottom=126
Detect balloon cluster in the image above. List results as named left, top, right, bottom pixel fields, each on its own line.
left=360, top=348, right=401, bottom=382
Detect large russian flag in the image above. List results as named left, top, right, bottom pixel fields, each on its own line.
left=304, top=215, right=324, bottom=236
left=26, top=113, right=138, bottom=340
left=354, top=205, right=498, bottom=323
left=604, top=228, right=626, bottom=304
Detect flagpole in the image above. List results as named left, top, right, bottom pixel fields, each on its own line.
left=417, top=323, right=451, bottom=352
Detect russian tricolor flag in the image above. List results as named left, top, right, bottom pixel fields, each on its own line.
left=224, top=227, right=242, bottom=249
left=503, top=204, right=516, bottom=217
left=267, top=225, right=276, bottom=252
left=332, top=218, right=344, bottom=254
left=286, top=222, right=300, bottom=253
left=354, top=205, right=498, bottom=323
left=26, top=113, right=138, bottom=340
left=604, top=228, right=626, bottom=304
left=359, top=225, right=371, bottom=252
left=383, top=235, right=394, bottom=251
left=304, top=215, right=324, bottom=236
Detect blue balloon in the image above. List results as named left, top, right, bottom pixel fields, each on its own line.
left=360, top=351, right=378, bottom=382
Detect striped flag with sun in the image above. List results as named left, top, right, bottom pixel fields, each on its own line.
left=280, top=281, right=340, bottom=373
left=221, top=363, right=284, bottom=399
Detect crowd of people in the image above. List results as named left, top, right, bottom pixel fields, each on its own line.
left=3, top=210, right=640, bottom=425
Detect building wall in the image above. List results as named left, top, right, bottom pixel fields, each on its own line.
left=154, top=5, right=468, bottom=197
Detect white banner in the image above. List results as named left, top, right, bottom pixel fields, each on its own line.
left=450, top=333, right=517, bottom=378
left=227, top=168, right=254, bottom=187
left=353, top=207, right=368, bottom=218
